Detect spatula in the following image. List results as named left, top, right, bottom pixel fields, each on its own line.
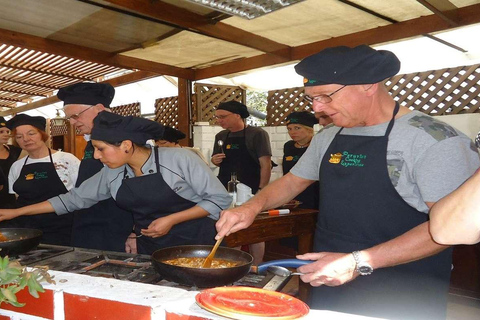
left=202, top=237, right=223, bottom=268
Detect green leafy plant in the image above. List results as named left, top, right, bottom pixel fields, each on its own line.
left=0, top=256, right=55, bottom=307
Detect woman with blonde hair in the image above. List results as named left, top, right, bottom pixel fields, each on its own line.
left=0, top=116, right=22, bottom=210
left=282, top=111, right=320, bottom=209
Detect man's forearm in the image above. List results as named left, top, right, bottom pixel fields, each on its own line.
left=430, top=170, right=480, bottom=245
left=363, top=222, right=449, bottom=270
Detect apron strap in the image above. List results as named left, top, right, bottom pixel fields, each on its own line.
left=47, top=148, right=54, bottom=162
left=336, top=102, right=400, bottom=137
left=153, top=146, right=160, bottom=172
left=385, top=102, right=400, bottom=137
left=23, top=148, right=54, bottom=165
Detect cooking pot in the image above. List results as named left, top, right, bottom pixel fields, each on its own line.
left=151, top=245, right=253, bottom=287
left=0, top=228, right=43, bottom=257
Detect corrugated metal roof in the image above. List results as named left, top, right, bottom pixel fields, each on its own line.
left=0, top=0, right=480, bottom=114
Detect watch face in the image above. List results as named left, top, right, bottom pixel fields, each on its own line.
left=358, top=265, right=373, bottom=275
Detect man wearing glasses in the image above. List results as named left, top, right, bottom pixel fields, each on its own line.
left=211, top=100, right=272, bottom=265
left=215, top=45, right=479, bottom=320
left=57, top=83, right=133, bottom=253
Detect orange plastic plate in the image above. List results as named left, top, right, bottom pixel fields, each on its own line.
left=195, top=286, right=309, bottom=320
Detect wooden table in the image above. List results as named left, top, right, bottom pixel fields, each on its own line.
left=225, top=208, right=318, bottom=302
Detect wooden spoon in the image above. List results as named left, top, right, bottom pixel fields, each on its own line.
left=202, top=237, right=223, bottom=268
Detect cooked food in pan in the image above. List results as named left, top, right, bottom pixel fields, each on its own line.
left=0, top=232, right=8, bottom=242
left=163, top=257, right=241, bottom=269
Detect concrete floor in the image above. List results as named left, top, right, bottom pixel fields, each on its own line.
left=282, top=277, right=480, bottom=319
left=447, top=294, right=480, bottom=320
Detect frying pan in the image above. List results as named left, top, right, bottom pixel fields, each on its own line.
left=151, top=245, right=253, bottom=287
left=0, top=228, right=43, bottom=257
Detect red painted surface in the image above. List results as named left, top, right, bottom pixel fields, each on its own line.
left=165, top=313, right=209, bottom=320
left=0, top=288, right=54, bottom=319
left=0, top=315, right=11, bottom=320
left=64, top=293, right=152, bottom=320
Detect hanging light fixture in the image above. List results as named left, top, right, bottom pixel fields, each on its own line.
left=185, top=0, right=305, bottom=19
left=52, top=109, right=65, bottom=126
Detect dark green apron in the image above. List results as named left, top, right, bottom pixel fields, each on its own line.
left=217, top=127, right=261, bottom=193
left=115, top=147, right=216, bottom=255
left=312, top=104, right=452, bottom=320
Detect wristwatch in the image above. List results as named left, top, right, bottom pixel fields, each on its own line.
left=352, top=251, right=373, bottom=276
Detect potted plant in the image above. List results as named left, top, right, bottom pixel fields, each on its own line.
left=0, top=256, right=54, bottom=307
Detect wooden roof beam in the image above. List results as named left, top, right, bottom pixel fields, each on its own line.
left=0, top=95, right=24, bottom=103
left=0, top=28, right=195, bottom=79
left=194, top=3, right=480, bottom=80
left=0, top=86, right=47, bottom=97
left=0, top=70, right=158, bottom=116
left=417, top=0, right=459, bottom=27
left=0, top=76, right=58, bottom=90
left=104, top=0, right=291, bottom=59
left=0, top=62, right=93, bottom=82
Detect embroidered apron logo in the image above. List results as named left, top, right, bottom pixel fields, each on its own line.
left=329, top=152, right=367, bottom=167
left=329, top=153, right=342, bottom=164
left=342, top=151, right=366, bottom=167
left=83, top=150, right=94, bottom=160
left=285, top=155, right=300, bottom=162
left=226, top=144, right=240, bottom=150
left=25, top=171, right=48, bottom=180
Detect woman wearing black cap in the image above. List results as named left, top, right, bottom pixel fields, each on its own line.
left=0, top=117, right=22, bottom=210
left=282, top=111, right=319, bottom=210
left=0, top=112, right=231, bottom=255
left=156, top=126, right=209, bottom=165
left=6, top=114, right=80, bottom=245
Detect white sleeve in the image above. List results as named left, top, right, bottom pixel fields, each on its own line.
left=53, top=152, right=81, bottom=191
left=64, top=153, right=81, bottom=190
left=8, top=159, right=23, bottom=194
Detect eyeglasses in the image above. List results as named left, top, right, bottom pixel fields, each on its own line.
left=65, top=105, right=94, bottom=121
left=303, top=85, right=347, bottom=104
left=214, top=113, right=234, bottom=120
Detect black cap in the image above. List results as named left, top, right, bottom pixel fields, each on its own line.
left=91, top=112, right=164, bottom=145
left=57, top=83, right=115, bottom=107
left=160, top=126, right=186, bottom=143
left=295, top=45, right=400, bottom=86
left=217, top=101, right=250, bottom=118
left=286, top=111, right=317, bottom=128
left=7, top=114, right=46, bottom=131
left=0, top=116, right=7, bottom=128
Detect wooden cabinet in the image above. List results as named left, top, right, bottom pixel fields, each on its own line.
left=450, top=243, right=480, bottom=298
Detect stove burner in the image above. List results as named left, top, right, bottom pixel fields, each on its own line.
left=14, top=245, right=291, bottom=291
left=17, top=246, right=74, bottom=265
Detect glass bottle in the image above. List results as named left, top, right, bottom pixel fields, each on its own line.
left=227, top=172, right=238, bottom=193
left=227, top=172, right=238, bottom=207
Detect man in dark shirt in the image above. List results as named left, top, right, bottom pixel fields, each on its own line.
left=211, top=101, right=272, bottom=264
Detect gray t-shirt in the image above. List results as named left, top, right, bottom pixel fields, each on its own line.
left=291, top=111, right=480, bottom=213
left=212, top=126, right=272, bottom=164
left=49, top=147, right=232, bottom=219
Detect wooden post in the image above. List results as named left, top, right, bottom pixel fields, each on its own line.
left=177, top=78, right=192, bottom=147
